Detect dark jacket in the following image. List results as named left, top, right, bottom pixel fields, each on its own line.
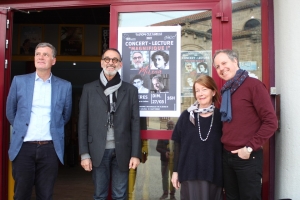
left=78, top=80, right=141, bottom=171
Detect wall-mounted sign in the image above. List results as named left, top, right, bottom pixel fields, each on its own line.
left=239, top=61, right=257, bottom=71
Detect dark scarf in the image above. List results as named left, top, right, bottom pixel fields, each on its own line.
left=220, top=69, right=248, bottom=122
left=99, top=71, right=122, bottom=128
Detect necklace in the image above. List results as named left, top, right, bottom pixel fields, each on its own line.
left=197, top=111, right=214, bottom=141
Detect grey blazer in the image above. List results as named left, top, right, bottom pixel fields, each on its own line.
left=78, top=80, right=141, bottom=171
left=6, top=72, right=72, bottom=164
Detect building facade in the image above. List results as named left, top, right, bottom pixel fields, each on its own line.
left=0, top=0, right=298, bottom=199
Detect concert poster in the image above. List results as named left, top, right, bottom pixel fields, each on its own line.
left=181, top=51, right=212, bottom=97
left=118, top=26, right=181, bottom=117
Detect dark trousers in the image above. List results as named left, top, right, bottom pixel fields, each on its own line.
left=160, top=161, right=175, bottom=195
left=12, top=142, right=59, bottom=200
left=223, top=148, right=263, bottom=200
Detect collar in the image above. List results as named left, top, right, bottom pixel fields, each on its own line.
left=35, top=72, right=52, bottom=83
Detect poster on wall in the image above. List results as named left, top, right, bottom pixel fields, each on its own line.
left=118, top=26, right=181, bottom=117
left=19, top=25, right=44, bottom=55
left=181, top=51, right=212, bottom=97
left=99, top=25, right=109, bottom=55
left=59, top=25, right=84, bottom=55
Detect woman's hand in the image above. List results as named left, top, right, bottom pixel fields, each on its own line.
left=171, top=172, right=181, bottom=189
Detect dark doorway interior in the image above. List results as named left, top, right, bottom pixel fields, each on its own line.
left=13, top=7, right=110, bottom=25
left=12, top=6, right=110, bottom=199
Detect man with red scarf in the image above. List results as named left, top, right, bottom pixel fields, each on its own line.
left=213, top=49, right=277, bottom=200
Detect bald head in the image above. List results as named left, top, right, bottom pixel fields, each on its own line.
left=167, top=120, right=174, bottom=130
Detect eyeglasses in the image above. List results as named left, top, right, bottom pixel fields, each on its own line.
left=102, top=57, right=121, bottom=64
left=133, top=56, right=142, bottom=60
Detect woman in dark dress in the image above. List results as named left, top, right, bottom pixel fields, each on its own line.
left=171, top=75, right=223, bottom=200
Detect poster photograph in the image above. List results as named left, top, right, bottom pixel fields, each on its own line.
left=118, top=26, right=181, bottom=117
left=181, top=51, right=212, bottom=97
left=59, top=25, right=84, bottom=55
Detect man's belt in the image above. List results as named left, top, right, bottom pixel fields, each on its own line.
left=25, top=140, right=53, bottom=145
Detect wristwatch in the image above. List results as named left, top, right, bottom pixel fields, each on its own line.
left=246, top=146, right=253, bottom=153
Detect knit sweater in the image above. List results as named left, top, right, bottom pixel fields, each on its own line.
left=172, top=109, right=223, bottom=187
left=221, top=77, right=278, bottom=151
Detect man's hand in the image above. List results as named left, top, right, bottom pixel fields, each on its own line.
left=165, top=152, right=170, bottom=158
left=81, top=158, right=92, bottom=171
left=171, top=172, right=181, bottom=189
left=231, top=147, right=251, bottom=159
left=129, top=157, right=140, bottom=169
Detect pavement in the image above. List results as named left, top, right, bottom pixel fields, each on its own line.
left=30, top=119, right=180, bottom=199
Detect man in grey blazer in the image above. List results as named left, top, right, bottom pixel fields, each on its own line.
left=79, top=48, right=141, bottom=200
left=6, top=42, right=72, bottom=200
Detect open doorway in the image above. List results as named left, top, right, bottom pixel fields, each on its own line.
left=11, top=6, right=110, bottom=199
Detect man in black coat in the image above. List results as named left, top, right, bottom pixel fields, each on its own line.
left=78, top=48, right=141, bottom=200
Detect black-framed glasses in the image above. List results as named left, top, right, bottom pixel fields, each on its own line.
left=102, top=57, right=121, bottom=64
left=133, top=56, right=142, bottom=60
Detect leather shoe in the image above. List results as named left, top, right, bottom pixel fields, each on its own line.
left=159, top=194, right=168, bottom=199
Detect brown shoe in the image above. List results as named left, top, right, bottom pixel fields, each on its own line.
left=170, top=195, right=177, bottom=200
left=159, top=193, right=168, bottom=199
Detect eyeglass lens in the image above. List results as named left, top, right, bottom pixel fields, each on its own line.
left=133, top=56, right=142, bottom=60
left=103, top=57, right=119, bottom=64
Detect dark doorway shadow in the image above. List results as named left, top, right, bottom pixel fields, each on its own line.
left=31, top=165, right=94, bottom=199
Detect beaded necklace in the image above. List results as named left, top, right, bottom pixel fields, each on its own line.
left=197, top=111, right=214, bottom=141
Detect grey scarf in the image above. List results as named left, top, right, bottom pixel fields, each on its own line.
left=99, top=71, right=122, bottom=127
left=187, top=101, right=215, bottom=125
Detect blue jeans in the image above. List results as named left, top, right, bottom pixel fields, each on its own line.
left=12, top=142, right=59, bottom=200
left=223, top=148, right=263, bottom=200
left=92, top=149, right=128, bottom=200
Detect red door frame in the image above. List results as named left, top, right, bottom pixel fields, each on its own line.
left=0, top=8, right=8, bottom=199
left=0, top=7, right=13, bottom=200
left=261, top=0, right=275, bottom=199
left=0, top=0, right=275, bottom=199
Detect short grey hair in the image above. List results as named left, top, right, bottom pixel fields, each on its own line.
left=212, top=49, right=239, bottom=68
left=132, top=51, right=143, bottom=57
left=35, top=42, right=57, bottom=58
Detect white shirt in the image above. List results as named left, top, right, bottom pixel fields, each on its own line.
left=24, top=73, right=52, bottom=141
left=138, top=86, right=149, bottom=93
